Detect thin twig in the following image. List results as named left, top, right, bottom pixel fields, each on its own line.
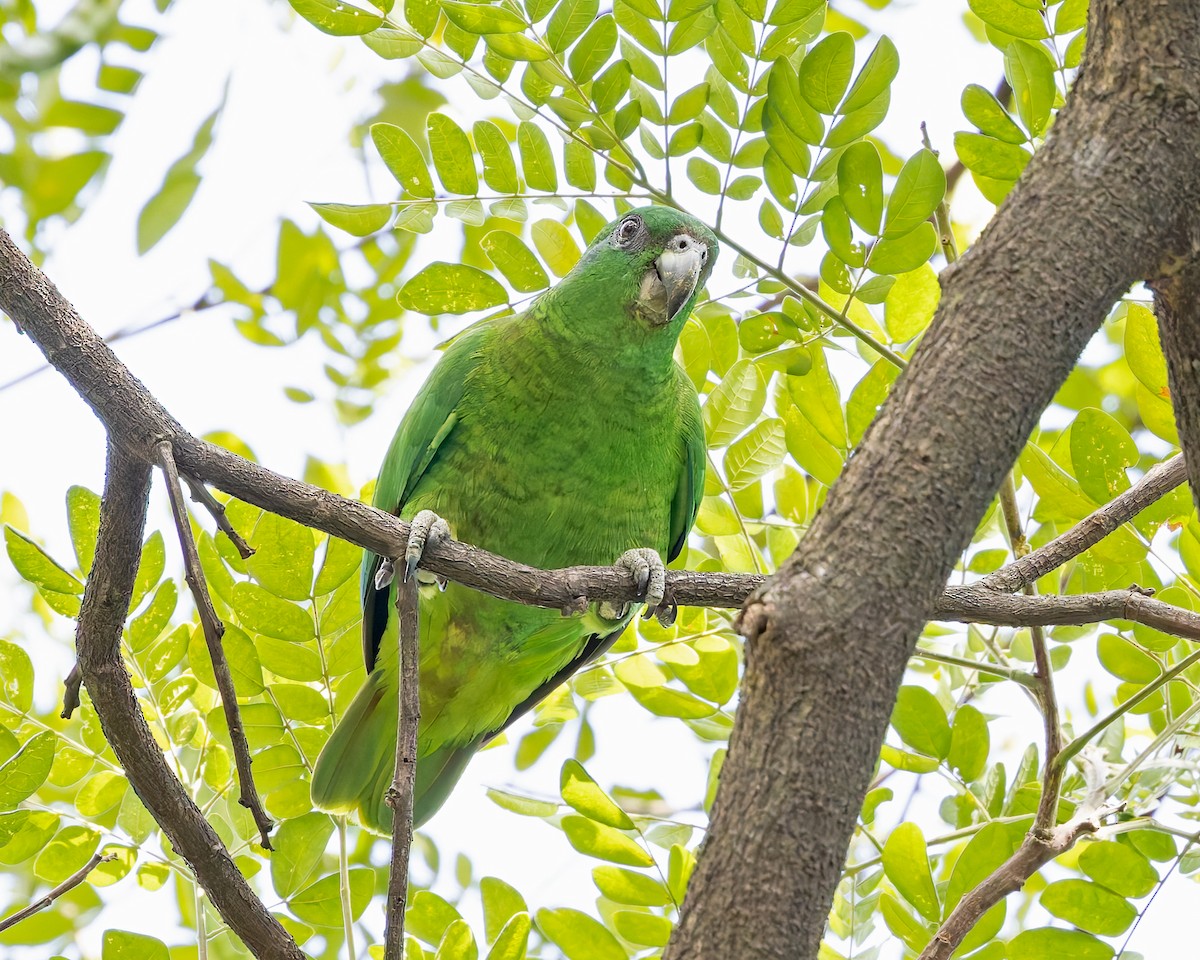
left=61, top=662, right=82, bottom=719
left=158, top=440, right=273, bottom=850
left=183, top=473, right=254, bottom=560
left=981, top=454, right=1188, bottom=593
left=0, top=852, right=115, bottom=933
left=383, top=573, right=421, bottom=959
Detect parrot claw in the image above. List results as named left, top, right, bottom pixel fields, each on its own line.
left=644, top=598, right=677, bottom=627
left=615, top=547, right=666, bottom=615
left=374, top=559, right=396, bottom=591
left=404, top=510, right=451, bottom=583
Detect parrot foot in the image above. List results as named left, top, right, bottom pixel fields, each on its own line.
left=602, top=548, right=666, bottom=620
left=374, top=559, right=395, bottom=590
left=405, top=509, right=451, bottom=583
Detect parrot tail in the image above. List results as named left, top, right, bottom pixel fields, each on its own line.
left=310, top=670, right=481, bottom=834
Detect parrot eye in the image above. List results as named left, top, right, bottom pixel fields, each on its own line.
left=614, top=216, right=642, bottom=245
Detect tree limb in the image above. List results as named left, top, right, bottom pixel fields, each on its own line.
left=1150, top=262, right=1200, bottom=513
left=980, top=454, right=1188, bottom=593
left=383, top=574, right=421, bottom=959
left=666, top=3, right=1200, bottom=956
left=158, top=440, right=273, bottom=850
left=73, top=442, right=303, bottom=960
left=0, top=852, right=114, bottom=934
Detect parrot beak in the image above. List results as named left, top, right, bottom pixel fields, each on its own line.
left=641, top=234, right=707, bottom=325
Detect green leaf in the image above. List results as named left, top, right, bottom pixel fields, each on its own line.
left=441, top=0, right=527, bottom=33
left=66, top=486, right=101, bottom=575
left=407, top=891, right=464, bottom=945
left=474, top=121, right=520, bottom=193
left=530, top=219, right=581, bottom=277
left=561, top=815, right=653, bottom=866
left=0, top=640, right=33, bottom=712
left=518, top=122, right=558, bottom=191
left=842, top=35, right=899, bottom=113
left=247, top=512, right=315, bottom=601
left=1070, top=407, right=1137, bottom=503
left=838, top=141, right=883, bottom=235
left=968, top=0, right=1049, bottom=39
left=954, top=131, right=1031, bottom=181
left=1008, top=927, right=1114, bottom=960
left=485, top=32, right=550, bottom=60
left=962, top=83, right=1027, bottom=144
left=314, top=536, right=361, bottom=595
left=435, top=919, right=478, bottom=960
left=704, top=359, right=767, bottom=446
left=768, top=59, right=824, bottom=144
left=362, top=25, right=424, bottom=57
left=592, top=866, right=671, bottom=905
left=846, top=359, right=898, bottom=446
left=129, top=580, right=176, bottom=651
left=783, top=404, right=843, bottom=487
left=0, top=732, right=56, bottom=809
left=480, top=877, right=527, bottom=942
left=35, top=825, right=101, bottom=883
left=879, top=892, right=930, bottom=953
left=428, top=114, right=479, bottom=195
left=1041, top=879, right=1136, bottom=936
left=592, top=60, right=631, bottom=111
left=101, top=930, right=170, bottom=960
left=536, top=907, right=626, bottom=960
left=481, top=231, right=550, bottom=292
left=561, top=760, right=634, bottom=828
left=797, top=31, right=854, bottom=113
left=231, top=582, right=313, bottom=642
left=485, top=913, right=531, bottom=960
left=548, top=0, right=599, bottom=51
left=309, top=202, right=393, bottom=236
left=486, top=787, right=558, bottom=817
left=271, top=814, right=335, bottom=898
left=883, top=263, right=940, bottom=341
left=883, top=149, right=945, bottom=239
left=1005, top=40, right=1056, bottom=136
left=613, top=910, right=672, bottom=946
left=290, top=868, right=374, bottom=925
left=5, top=527, right=83, bottom=595
left=569, top=15, right=617, bottom=82
left=883, top=822, right=940, bottom=922
left=76, top=772, right=129, bottom=819
left=724, top=418, right=786, bottom=490
left=945, top=822, right=1015, bottom=912
left=372, top=123, right=434, bottom=197
left=891, top=685, right=950, bottom=759
left=868, top=221, right=938, bottom=275
left=1078, top=840, right=1159, bottom=898
left=138, top=99, right=222, bottom=254
left=1124, top=303, right=1169, bottom=398
left=947, top=704, right=989, bottom=781
left=400, top=262, right=508, bottom=314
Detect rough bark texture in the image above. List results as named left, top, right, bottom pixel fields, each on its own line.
left=76, top=444, right=304, bottom=960
left=1151, top=263, right=1200, bottom=510
left=665, top=3, right=1200, bottom=957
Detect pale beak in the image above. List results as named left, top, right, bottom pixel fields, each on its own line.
left=644, top=234, right=707, bottom=325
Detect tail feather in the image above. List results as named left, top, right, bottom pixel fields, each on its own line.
left=311, top=671, right=480, bottom=834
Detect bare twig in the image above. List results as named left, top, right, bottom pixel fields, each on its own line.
left=158, top=440, right=273, bottom=850
left=74, top=442, right=302, bottom=959
left=980, top=454, right=1188, bottom=593
left=383, top=573, right=421, bottom=959
left=0, top=852, right=115, bottom=933
left=61, top=662, right=82, bottom=718
left=183, top=473, right=255, bottom=560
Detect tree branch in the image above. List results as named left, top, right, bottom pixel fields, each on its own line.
left=74, top=442, right=303, bottom=959
left=667, top=2, right=1200, bottom=956
left=0, top=852, right=114, bottom=933
left=383, top=574, right=421, bottom=959
left=980, top=454, right=1188, bottom=593
left=183, top=473, right=255, bottom=560
left=1150, top=262, right=1200, bottom=513
left=158, top=440, right=274, bottom=850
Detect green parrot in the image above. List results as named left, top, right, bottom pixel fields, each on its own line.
left=310, top=205, right=717, bottom=833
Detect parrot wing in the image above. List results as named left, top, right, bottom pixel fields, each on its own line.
left=360, top=322, right=492, bottom=671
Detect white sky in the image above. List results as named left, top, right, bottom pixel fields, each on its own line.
left=0, top=0, right=1193, bottom=957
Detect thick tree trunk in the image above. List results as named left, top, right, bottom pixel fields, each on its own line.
left=666, top=3, right=1200, bottom=958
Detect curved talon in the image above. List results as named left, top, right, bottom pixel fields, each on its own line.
left=616, top=547, right=666, bottom=613
left=375, top=559, right=396, bottom=591
left=404, top=509, right=451, bottom=583
left=654, top=601, right=678, bottom=627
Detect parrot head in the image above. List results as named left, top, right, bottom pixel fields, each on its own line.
left=551, top=205, right=719, bottom=342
